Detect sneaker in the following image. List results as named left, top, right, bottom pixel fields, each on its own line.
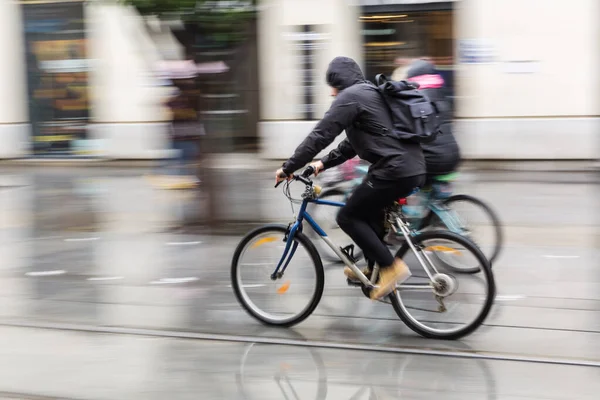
left=344, top=266, right=371, bottom=281
left=370, top=259, right=412, bottom=300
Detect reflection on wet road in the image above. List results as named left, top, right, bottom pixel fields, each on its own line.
left=0, top=166, right=598, bottom=398
left=1, top=326, right=599, bottom=399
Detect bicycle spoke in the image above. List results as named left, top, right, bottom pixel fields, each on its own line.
left=391, top=231, right=495, bottom=339
left=232, top=226, right=324, bottom=326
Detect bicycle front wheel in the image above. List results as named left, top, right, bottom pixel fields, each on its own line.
left=390, top=230, right=495, bottom=340
left=231, top=225, right=324, bottom=327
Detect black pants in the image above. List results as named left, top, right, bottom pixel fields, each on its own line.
left=336, top=174, right=425, bottom=268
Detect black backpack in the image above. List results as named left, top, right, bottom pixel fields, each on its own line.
left=373, top=74, right=445, bottom=144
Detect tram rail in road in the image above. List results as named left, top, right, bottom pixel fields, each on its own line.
left=2, top=320, right=599, bottom=369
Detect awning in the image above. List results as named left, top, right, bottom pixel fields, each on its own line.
left=155, top=60, right=229, bottom=80
left=359, top=0, right=456, bottom=12
left=360, top=0, right=457, bottom=5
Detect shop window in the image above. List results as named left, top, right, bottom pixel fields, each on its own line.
left=360, top=11, right=454, bottom=83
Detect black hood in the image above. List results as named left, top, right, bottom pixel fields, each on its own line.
left=406, top=59, right=437, bottom=79
left=326, top=56, right=365, bottom=91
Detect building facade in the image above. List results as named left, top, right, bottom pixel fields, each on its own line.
left=0, top=0, right=598, bottom=160
left=0, top=0, right=174, bottom=159
left=258, top=0, right=599, bottom=160
left=454, top=0, right=599, bottom=160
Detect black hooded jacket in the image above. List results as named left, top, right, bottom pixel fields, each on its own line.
left=282, top=56, right=425, bottom=180
left=405, top=60, right=460, bottom=175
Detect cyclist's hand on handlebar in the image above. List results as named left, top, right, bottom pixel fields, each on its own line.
left=275, top=168, right=293, bottom=187
left=309, top=160, right=324, bottom=177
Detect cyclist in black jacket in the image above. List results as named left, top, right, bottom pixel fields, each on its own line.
left=405, top=59, right=460, bottom=181
left=275, top=56, right=426, bottom=300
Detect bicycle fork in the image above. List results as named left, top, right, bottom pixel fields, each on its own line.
left=270, top=222, right=301, bottom=280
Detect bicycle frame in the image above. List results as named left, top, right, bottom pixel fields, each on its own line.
left=271, top=196, right=377, bottom=287
left=428, top=201, right=469, bottom=235
left=271, top=195, right=439, bottom=292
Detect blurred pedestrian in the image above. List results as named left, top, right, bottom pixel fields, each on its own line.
left=392, top=58, right=460, bottom=228
left=166, top=77, right=202, bottom=182
left=405, top=58, right=460, bottom=180
left=391, top=57, right=412, bottom=81
left=150, top=60, right=203, bottom=190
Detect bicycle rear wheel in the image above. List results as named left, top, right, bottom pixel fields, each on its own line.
left=390, top=230, right=495, bottom=340
left=231, top=225, right=324, bottom=327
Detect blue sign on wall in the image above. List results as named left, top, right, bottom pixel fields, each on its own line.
left=458, top=39, right=495, bottom=64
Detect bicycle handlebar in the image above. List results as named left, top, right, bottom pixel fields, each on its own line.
left=274, top=166, right=315, bottom=188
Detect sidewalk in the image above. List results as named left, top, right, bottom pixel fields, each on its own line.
left=1, top=154, right=598, bottom=174
left=0, top=162, right=598, bottom=243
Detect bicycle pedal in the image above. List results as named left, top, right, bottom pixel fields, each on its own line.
left=346, top=278, right=363, bottom=287
left=341, top=244, right=360, bottom=263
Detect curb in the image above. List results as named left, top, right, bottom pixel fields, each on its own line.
left=1, top=157, right=598, bottom=172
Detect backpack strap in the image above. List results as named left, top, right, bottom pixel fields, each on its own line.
left=375, top=74, right=389, bottom=86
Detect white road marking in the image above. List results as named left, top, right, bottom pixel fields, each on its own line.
left=25, top=270, right=67, bottom=277
left=495, top=295, right=526, bottom=301
left=543, top=255, right=580, bottom=259
left=166, top=241, right=203, bottom=246
left=226, top=284, right=266, bottom=288
left=150, top=277, right=199, bottom=285
left=87, top=276, right=124, bottom=281
left=64, top=237, right=99, bottom=242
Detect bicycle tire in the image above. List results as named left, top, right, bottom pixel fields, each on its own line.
left=444, top=194, right=503, bottom=265
left=231, top=224, right=325, bottom=327
left=390, top=230, right=495, bottom=340
left=421, top=194, right=503, bottom=269
left=306, top=188, right=364, bottom=263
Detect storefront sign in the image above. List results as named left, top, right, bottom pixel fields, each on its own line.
left=361, top=28, right=396, bottom=35
left=39, top=59, right=90, bottom=73
left=282, top=32, right=330, bottom=42
left=22, top=1, right=90, bottom=156
left=198, top=0, right=255, bottom=12
left=458, top=39, right=496, bottom=64
left=359, top=0, right=458, bottom=5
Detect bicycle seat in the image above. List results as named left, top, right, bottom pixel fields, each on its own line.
left=433, top=172, right=459, bottom=182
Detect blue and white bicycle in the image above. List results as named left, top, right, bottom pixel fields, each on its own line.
left=231, top=166, right=495, bottom=340
left=309, top=164, right=503, bottom=271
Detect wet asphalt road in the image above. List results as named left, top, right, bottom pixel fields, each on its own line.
left=0, top=165, right=598, bottom=399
